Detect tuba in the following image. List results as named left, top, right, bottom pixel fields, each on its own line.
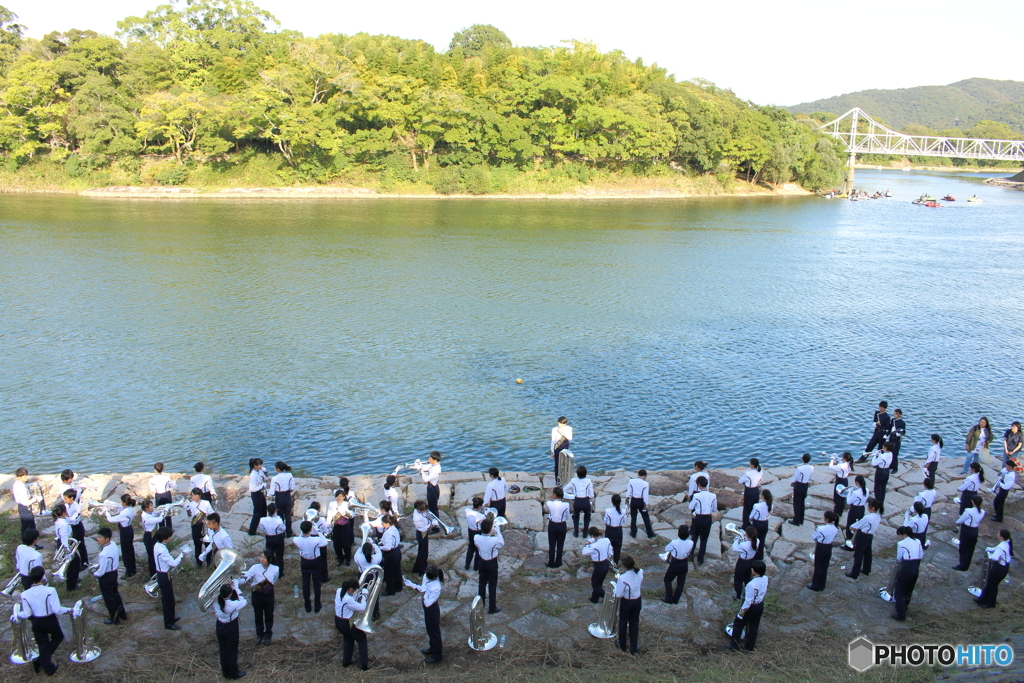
left=484, top=507, right=508, bottom=528
left=878, top=561, right=901, bottom=602
left=724, top=523, right=746, bottom=540
left=359, top=520, right=375, bottom=549
left=968, top=556, right=993, bottom=598
left=467, top=595, right=498, bottom=651
left=144, top=564, right=179, bottom=598
left=425, top=510, right=455, bottom=536
left=556, top=450, right=576, bottom=487
left=9, top=603, right=39, bottom=665
left=588, top=566, right=621, bottom=639
left=349, top=498, right=379, bottom=520
left=351, top=565, right=385, bottom=634
left=198, top=548, right=246, bottom=612
left=1, top=573, right=22, bottom=598
left=69, top=600, right=101, bottom=663
left=53, top=538, right=81, bottom=581
left=86, top=499, right=122, bottom=517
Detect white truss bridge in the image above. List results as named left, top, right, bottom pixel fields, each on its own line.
left=820, top=108, right=1024, bottom=161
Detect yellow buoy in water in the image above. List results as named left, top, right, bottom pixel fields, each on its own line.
left=516, top=378, right=523, bottom=384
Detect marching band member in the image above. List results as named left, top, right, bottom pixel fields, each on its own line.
left=603, top=494, right=626, bottom=565
left=191, top=461, right=216, bottom=503
left=105, top=494, right=138, bottom=577
left=61, top=489, right=88, bottom=564
left=726, top=560, right=768, bottom=652
left=545, top=486, right=570, bottom=568
left=626, top=469, right=655, bottom=539
left=806, top=510, right=839, bottom=592
left=213, top=582, right=247, bottom=680
left=306, top=502, right=331, bottom=583
left=355, top=541, right=383, bottom=621
left=420, top=452, right=443, bottom=517
left=991, top=459, right=1016, bottom=523
left=567, top=465, right=594, bottom=538
left=844, top=497, right=881, bottom=580
left=380, top=515, right=403, bottom=595
left=830, top=452, right=853, bottom=518
left=247, top=458, right=268, bottom=536
left=242, top=551, right=278, bottom=645
left=382, top=475, right=401, bottom=513
left=327, top=488, right=354, bottom=567
left=859, top=400, right=892, bottom=463
left=550, top=416, right=572, bottom=480
left=958, top=462, right=984, bottom=515
left=975, top=529, right=1013, bottom=608
left=738, top=459, right=763, bottom=528
left=890, top=408, right=906, bottom=473
left=583, top=526, right=613, bottom=604
left=150, top=462, right=176, bottom=531
left=913, top=480, right=936, bottom=548
left=19, top=566, right=74, bottom=675
left=93, top=527, right=127, bottom=624
left=271, top=461, right=296, bottom=538
left=200, top=512, right=234, bottom=566
left=903, top=502, right=929, bottom=548
left=748, top=490, right=772, bottom=561
left=371, top=501, right=393, bottom=538
left=924, top=434, right=943, bottom=486
left=258, top=503, right=286, bottom=574
left=59, top=469, right=82, bottom=502
left=15, top=530, right=43, bottom=590
left=335, top=579, right=369, bottom=671
left=13, top=467, right=42, bottom=534
left=464, top=497, right=486, bottom=571
left=731, top=526, right=759, bottom=600
left=140, top=500, right=162, bottom=579
left=412, top=500, right=432, bottom=576
left=484, top=468, right=509, bottom=519
left=871, top=442, right=894, bottom=514
left=662, top=524, right=693, bottom=604
left=952, top=494, right=985, bottom=572
left=153, top=526, right=190, bottom=630
left=688, top=477, right=717, bottom=565
left=52, top=503, right=81, bottom=591
left=405, top=565, right=444, bottom=664
left=687, top=461, right=709, bottom=500
left=891, top=526, right=923, bottom=621
left=788, top=454, right=813, bottom=526
left=185, top=488, right=215, bottom=567
left=841, top=475, right=868, bottom=550
left=293, top=520, right=328, bottom=613
left=615, top=555, right=643, bottom=655
left=475, top=518, right=504, bottom=613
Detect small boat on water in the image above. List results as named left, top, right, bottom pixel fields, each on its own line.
left=942, top=195, right=956, bottom=201
left=913, top=198, right=942, bottom=207
left=967, top=194, right=982, bottom=203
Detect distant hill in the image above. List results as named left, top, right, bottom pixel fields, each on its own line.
left=788, top=78, right=1024, bottom=132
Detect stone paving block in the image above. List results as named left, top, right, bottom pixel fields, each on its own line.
left=505, top=499, right=544, bottom=531
left=508, top=611, right=570, bottom=638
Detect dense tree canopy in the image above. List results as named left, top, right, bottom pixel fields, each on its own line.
left=0, top=1, right=843, bottom=189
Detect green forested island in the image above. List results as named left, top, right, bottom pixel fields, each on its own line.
left=0, top=1, right=847, bottom=195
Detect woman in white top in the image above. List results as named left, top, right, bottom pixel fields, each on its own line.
left=842, top=475, right=869, bottom=549
left=903, top=501, right=930, bottom=548
left=545, top=487, right=570, bottom=568
left=258, top=503, right=286, bottom=574
left=411, top=500, right=432, bottom=576
left=614, top=555, right=644, bottom=655
left=242, top=551, right=278, bottom=645
left=808, top=510, right=840, bottom=591
left=687, top=461, right=709, bottom=500
left=731, top=526, right=759, bottom=601
left=271, top=461, right=296, bottom=537
left=550, top=416, right=572, bottom=479
left=247, top=458, right=268, bottom=536
left=567, top=465, right=594, bottom=538
left=382, top=475, right=401, bottom=514
left=335, top=578, right=369, bottom=670
left=12, top=467, right=42, bottom=534
left=105, top=494, right=138, bottom=577
left=924, top=434, right=943, bottom=486
left=139, top=499, right=163, bottom=578
left=354, top=540, right=383, bottom=621
left=953, top=494, right=985, bottom=572
left=738, top=458, right=763, bottom=528
left=662, top=525, right=694, bottom=604
left=150, top=462, right=176, bottom=531
left=603, top=494, right=626, bottom=564
left=213, top=583, right=247, bottom=680
left=327, top=488, right=354, bottom=567
left=830, top=453, right=854, bottom=517
left=191, top=462, right=215, bottom=503
left=380, top=516, right=403, bottom=595
left=405, top=565, right=444, bottom=664
left=464, top=497, right=486, bottom=571
left=484, top=468, right=509, bottom=519
left=748, top=490, right=773, bottom=561
left=581, top=526, right=613, bottom=604
left=957, top=462, right=984, bottom=516
left=975, top=530, right=1013, bottom=608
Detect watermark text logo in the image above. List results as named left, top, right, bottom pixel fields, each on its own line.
left=848, top=637, right=1014, bottom=671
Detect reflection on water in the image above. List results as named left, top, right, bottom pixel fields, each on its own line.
left=1, top=169, right=1023, bottom=474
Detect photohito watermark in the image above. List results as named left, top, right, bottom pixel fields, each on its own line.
left=848, top=637, right=1014, bottom=672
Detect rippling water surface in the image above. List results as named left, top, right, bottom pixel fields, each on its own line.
left=2, top=170, right=1023, bottom=475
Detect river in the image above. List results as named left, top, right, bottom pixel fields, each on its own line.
left=1, top=169, right=1022, bottom=475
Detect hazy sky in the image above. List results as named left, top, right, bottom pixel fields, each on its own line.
left=8, top=0, right=1023, bottom=105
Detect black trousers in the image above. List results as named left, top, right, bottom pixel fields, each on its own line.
left=849, top=531, right=873, bottom=577
left=414, top=530, right=429, bottom=575
left=845, top=505, right=865, bottom=542
left=629, top=500, right=654, bottom=538
left=478, top=556, right=499, bottom=612
left=663, top=558, right=688, bottom=603
left=792, top=482, right=808, bottom=524
left=977, top=562, right=1010, bottom=607
left=334, top=522, right=353, bottom=565
left=810, top=542, right=832, bottom=590
left=924, top=462, right=937, bottom=487
left=465, top=528, right=479, bottom=570
left=751, top=520, right=768, bottom=561
left=72, top=522, right=88, bottom=563
left=873, top=467, right=890, bottom=513
left=216, top=618, right=241, bottom=679
left=547, top=520, right=567, bottom=566
left=865, top=429, right=888, bottom=454
left=144, top=530, right=156, bottom=577
left=741, top=487, right=759, bottom=528
left=191, top=522, right=205, bottom=567
left=590, top=559, right=609, bottom=603
left=491, top=498, right=506, bottom=519
left=300, top=557, right=322, bottom=612
left=692, top=515, right=712, bottom=563
left=99, top=571, right=127, bottom=622
left=157, top=571, right=176, bottom=627
left=424, top=601, right=442, bottom=655
left=265, top=534, right=284, bottom=575
left=606, top=526, right=623, bottom=564
left=382, top=547, right=403, bottom=594
left=958, top=525, right=979, bottom=569
left=20, top=575, right=33, bottom=590
left=248, top=491, right=267, bottom=535
left=890, top=438, right=902, bottom=473
left=119, top=525, right=137, bottom=575
left=553, top=442, right=569, bottom=480
left=155, top=492, right=173, bottom=531
left=617, top=597, right=641, bottom=653
left=958, top=491, right=977, bottom=516
left=18, top=504, right=36, bottom=534
left=833, top=477, right=848, bottom=517
left=30, top=615, right=63, bottom=675
left=426, top=483, right=440, bottom=516
left=572, top=498, right=592, bottom=536
left=336, top=616, right=368, bottom=668
left=729, top=601, right=764, bottom=651
left=893, top=559, right=920, bottom=619
left=993, top=488, right=1009, bottom=521
left=252, top=589, right=274, bottom=637
left=733, top=558, right=753, bottom=599
left=65, top=553, right=81, bottom=591
left=921, top=506, right=932, bottom=547
left=275, top=491, right=294, bottom=537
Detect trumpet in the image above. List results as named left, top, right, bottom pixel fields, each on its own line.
left=86, top=499, right=122, bottom=517
left=425, top=510, right=455, bottom=536
left=815, top=452, right=840, bottom=466
left=154, top=500, right=186, bottom=520
left=53, top=538, right=82, bottom=582
left=1, top=573, right=22, bottom=598
left=392, top=459, right=423, bottom=476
